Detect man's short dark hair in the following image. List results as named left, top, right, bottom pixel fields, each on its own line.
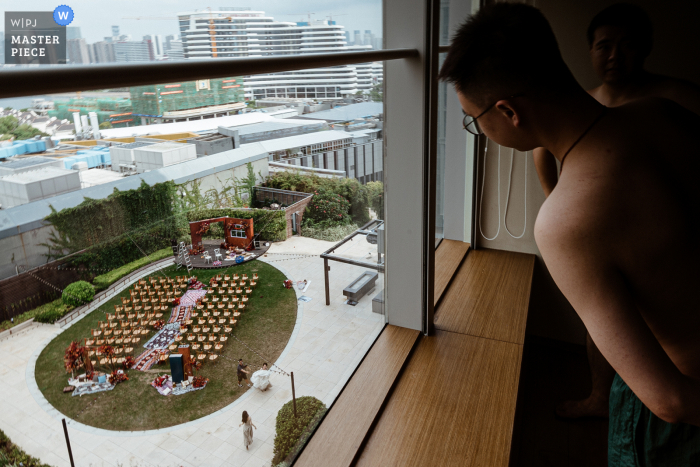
left=438, top=3, right=575, bottom=106
left=586, top=3, right=653, bottom=57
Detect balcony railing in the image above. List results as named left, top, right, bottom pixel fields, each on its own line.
left=0, top=49, right=417, bottom=99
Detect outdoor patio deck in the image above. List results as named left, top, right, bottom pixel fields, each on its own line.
left=183, top=239, right=272, bottom=270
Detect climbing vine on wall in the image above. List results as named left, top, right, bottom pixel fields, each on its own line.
left=43, top=180, right=179, bottom=270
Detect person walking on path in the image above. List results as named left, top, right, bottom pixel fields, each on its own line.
left=239, top=411, right=257, bottom=450
left=237, top=358, right=251, bottom=388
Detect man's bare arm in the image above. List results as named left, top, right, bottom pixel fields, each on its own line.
left=536, top=210, right=700, bottom=426
left=533, top=147, right=559, bottom=198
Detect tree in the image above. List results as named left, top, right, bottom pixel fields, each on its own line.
left=370, top=83, right=383, bottom=102
left=0, top=115, right=48, bottom=139
left=14, top=123, right=46, bottom=140
left=236, top=162, right=258, bottom=204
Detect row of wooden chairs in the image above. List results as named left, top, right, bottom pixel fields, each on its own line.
left=85, top=334, right=142, bottom=347
left=213, top=273, right=258, bottom=282
left=201, top=295, right=249, bottom=304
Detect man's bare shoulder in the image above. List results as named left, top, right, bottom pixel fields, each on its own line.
left=534, top=181, right=615, bottom=254
left=648, top=75, right=700, bottom=116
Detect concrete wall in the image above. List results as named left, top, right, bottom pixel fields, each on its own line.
left=475, top=0, right=700, bottom=345
left=0, top=224, right=57, bottom=279
left=191, top=157, right=269, bottom=202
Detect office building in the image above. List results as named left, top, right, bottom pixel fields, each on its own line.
left=114, top=40, right=153, bottom=62
left=66, top=27, right=81, bottom=40
left=67, top=38, right=90, bottom=64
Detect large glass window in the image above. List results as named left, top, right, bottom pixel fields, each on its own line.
left=0, top=2, right=391, bottom=466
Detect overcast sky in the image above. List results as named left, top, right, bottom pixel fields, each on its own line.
left=3, top=1, right=383, bottom=43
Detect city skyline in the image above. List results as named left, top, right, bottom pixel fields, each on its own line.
left=1, top=1, right=382, bottom=45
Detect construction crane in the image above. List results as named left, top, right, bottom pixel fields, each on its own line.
left=207, top=7, right=218, bottom=58
left=326, top=13, right=348, bottom=24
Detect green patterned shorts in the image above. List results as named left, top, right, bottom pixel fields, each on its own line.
left=609, top=373, right=700, bottom=466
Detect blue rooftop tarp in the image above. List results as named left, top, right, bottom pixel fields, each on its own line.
left=0, top=139, right=47, bottom=160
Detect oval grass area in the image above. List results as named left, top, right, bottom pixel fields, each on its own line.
left=35, top=260, right=297, bottom=431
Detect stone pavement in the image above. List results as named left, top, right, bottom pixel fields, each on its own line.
left=0, top=236, right=385, bottom=467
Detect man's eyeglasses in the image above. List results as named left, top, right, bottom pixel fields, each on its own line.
left=462, top=93, right=524, bottom=136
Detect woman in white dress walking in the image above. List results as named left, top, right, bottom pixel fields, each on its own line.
left=239, top=411, right=256, bottom=449
left=250, top=363, right=273, bottom=391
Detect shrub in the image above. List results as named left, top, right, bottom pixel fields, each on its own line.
left=265, top=172, right=371, bottom=224
left=62, top=281, right=95, bottom=307
left=92, top=247, right=173, bottom=291
left=305, top=188, right=351, bottom=227
left=34, top=299, right=74, bottom=324
left=0, top=429, right=51, bottom=467
left=272, top=396, right=327, bottom=466
left=300, top=223, right=357, bottom=242
left=366, top=181, right=384, bottom=220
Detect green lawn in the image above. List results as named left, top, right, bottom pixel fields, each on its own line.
left=35, top=261, right=297, bottom=431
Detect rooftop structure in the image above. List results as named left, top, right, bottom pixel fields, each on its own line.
left=0, top=167, right=80, bottom=209
left=245, top=129, right=354, bottom=161
left=108, top=141, right=156, bottom=172
left=98, top=113, right=301, bottom=139
left=78, top=168, right=126, bottom=188
left=297, top=102, right=384, bottom=122
left=225, top=120, right=328, bottom=144
left=0, top=156, right=63, bottom=176
left=132, top=142, right=197, bottom=173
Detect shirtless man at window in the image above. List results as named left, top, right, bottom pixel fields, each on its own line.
left=440, top=4, right=700, bottom=464
left=532, top=3, right=700, bottom=420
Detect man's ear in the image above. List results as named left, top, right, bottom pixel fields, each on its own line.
left=494, top=100, right=521, bottom=127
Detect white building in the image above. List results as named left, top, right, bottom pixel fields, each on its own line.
left=177, top=8, right=383, bottom=100
left=67, top=38, right=90, bottom=64
left=114, top=41, right=153, bottom=62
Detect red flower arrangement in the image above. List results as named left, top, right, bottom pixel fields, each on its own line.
left=109, top=370, right=128, bottom=385
left=172, top=297, right=181, bottom=306
left=122, top=356, right=135, bottom=370
left=63, top=341, right=85, bottom=375
left=153, top=320, right=165, bottom=330
left=195, top=222, right=210, bottom=235
left=192, top=376, right=209, bottom=388
left=154, top=375, right=169, bottom=387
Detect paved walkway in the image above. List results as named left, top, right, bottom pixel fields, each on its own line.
left=0, top=236, right=385, bottom=467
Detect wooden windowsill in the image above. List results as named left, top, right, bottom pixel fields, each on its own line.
left=296, top=244, right=535, bottom=467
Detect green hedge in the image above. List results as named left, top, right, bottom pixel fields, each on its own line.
left=185, top=208, right=287, bottom=242
left=366, top=181, right=384, bottom=220
left=264, top=172, right=371, bottom=225
left=34, top=299, right=74, bottom=324
left=44, top=180, right=179, bottom=271
left=62, top=281, right=95, bottom=307
left=92, top=247, right=173, bottom=291
left=0, top=429, right=51, bottom=467
left=301, top=223, right=357, bottom=242
left=272, top=396, right=327, bottom=466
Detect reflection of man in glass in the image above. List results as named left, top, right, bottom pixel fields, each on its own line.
left=533, top=3, right=700, bottom=420
left=536, top=3, right=700, bottom=198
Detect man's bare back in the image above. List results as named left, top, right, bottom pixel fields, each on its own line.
left=536, top=98, right=700, bottom=414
